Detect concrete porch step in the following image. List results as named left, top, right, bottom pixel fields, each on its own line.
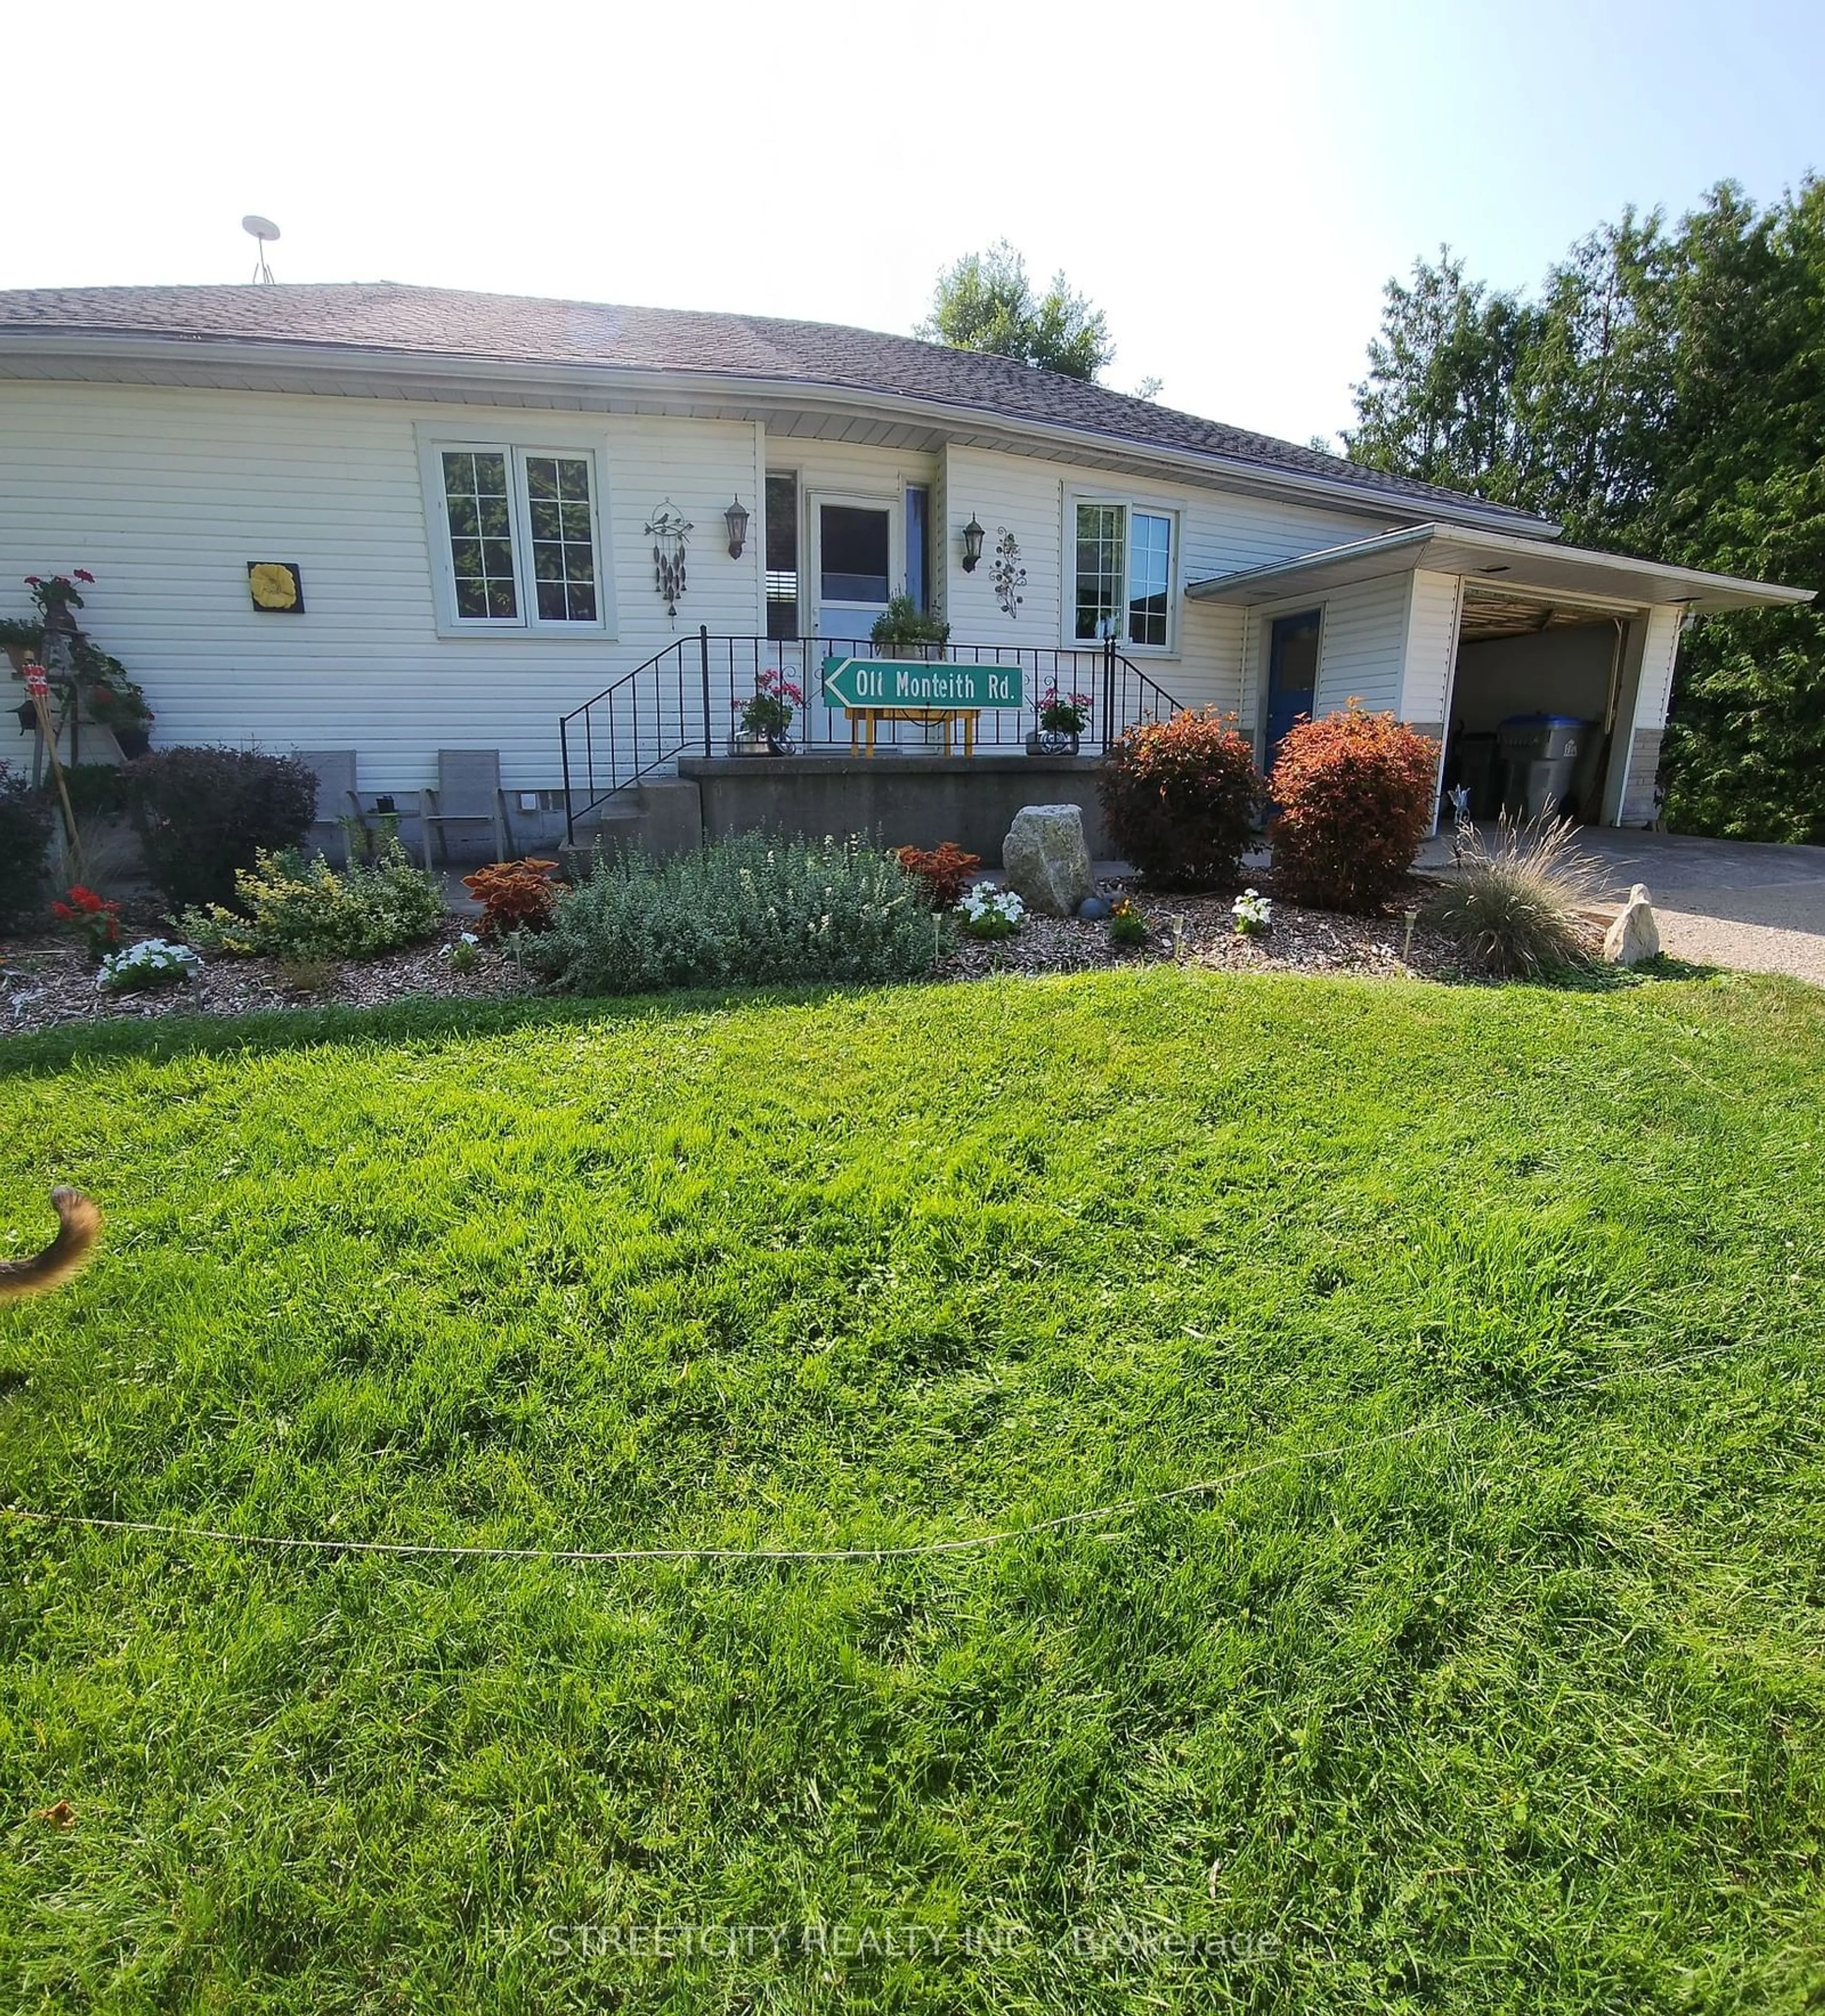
left=560, top=776, right=702, bottom=878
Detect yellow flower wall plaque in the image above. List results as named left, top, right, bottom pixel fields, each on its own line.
left=248, top=561, right=304, bottom=613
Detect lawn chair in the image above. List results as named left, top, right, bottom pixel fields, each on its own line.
left=421, top=748, right=512, bottom=868
left=296, top=749, right=362, bottom=862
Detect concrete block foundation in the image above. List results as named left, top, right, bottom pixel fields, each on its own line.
left=677, top=755, right=1109, bottom=864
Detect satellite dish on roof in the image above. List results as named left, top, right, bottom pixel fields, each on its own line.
left=241, top=215, right=280, bottom=284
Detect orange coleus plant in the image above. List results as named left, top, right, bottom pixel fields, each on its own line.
left=894, top=841, right=982, bottom=910
left=461, top=857, right=561, bottom=937
left=1268, top=702, right=1440, bottom=914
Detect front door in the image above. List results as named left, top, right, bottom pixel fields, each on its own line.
left=1266, top=609, right=1321, bottom=776
left=810, top=494, right=896, bottom=649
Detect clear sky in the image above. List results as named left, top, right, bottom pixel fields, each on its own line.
left=11, top=0, right=1820, bottom=447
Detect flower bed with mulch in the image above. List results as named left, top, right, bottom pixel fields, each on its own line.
left=1, top=918, right=536, bottom=1036
left=940, top=879, right=1469, bottom=984
left=1, top=874, right=1597, bottom=1039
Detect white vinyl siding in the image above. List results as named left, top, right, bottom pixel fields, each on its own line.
left=1398, top=569, right=1464, bottom=726
left=0, top=376, right=1443, bottom=796
left=941, top=441, right=1403, bottom=716
left=0, top=380, right=764, bottom=790
left=1313, top=573, right=1412, bottom=716
left=941, top=446, right=1066, bottom=650
left=1631, top=602, right=1685, bottom=731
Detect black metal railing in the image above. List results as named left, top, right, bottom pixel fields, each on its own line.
left=559, top=631, right=1184, bottom=841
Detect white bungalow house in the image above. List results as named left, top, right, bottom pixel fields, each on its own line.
left=0, top=283, right=1809, bottom=858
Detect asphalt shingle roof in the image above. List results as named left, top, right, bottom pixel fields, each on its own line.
left=0, top=282, right=1553, bottom=531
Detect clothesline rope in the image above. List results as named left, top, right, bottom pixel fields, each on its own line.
left=1, top=1342, right=1740, bottom=1569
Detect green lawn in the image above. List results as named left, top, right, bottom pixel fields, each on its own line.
left=1, top=969, right=1822, bottom=2013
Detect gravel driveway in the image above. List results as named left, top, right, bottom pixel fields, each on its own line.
left=1419, top=828, right=1825, bottom=985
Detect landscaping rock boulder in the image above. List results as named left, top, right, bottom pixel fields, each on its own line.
left=1003, top=804, right=1092, bottom=918
left=1602, top=883, right=1661, bottom=966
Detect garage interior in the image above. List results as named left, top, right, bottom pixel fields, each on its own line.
left=1442, top=582, right=1638, bottom=825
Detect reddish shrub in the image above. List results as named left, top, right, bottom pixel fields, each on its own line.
left=462, top=857, right=561, bottom=937
left=1097, top=710, right=1266, bottom=890
left=1268, top=704, right=1439, bottom=913
left=895, top=841, right=981, bottom=909
left=124, top=746, right=316, bottom=910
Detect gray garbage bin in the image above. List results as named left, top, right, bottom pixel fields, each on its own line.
left=1498, top=714, right=1592, bottom=820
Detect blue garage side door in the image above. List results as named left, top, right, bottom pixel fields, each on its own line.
left=1266, top=609, right=1322, bottom=778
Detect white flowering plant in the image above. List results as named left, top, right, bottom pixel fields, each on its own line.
left=97, top=937, right=203, bottom=994
left=956, top=882, right=1025, bottom=941
left=441, top=930, right=482, bottom=973
left=1232, top=888, right=1272, bottom=937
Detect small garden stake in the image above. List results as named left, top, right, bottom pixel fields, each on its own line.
left=22, top=661, right=85, bottom=883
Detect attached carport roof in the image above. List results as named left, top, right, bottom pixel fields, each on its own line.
left=1185, top=522, right=1815, bottom=616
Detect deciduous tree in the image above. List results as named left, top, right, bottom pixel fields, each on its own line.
left=918, top=241, right=1114, bottom=382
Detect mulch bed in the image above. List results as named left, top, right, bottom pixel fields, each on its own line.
left=940, top=877, right=1465, bottom=984
left=1, top=875, right=1543, bottom=1040
left=1, top=917, right=537, bottom=1037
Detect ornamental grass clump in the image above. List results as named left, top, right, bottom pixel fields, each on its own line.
left=1268, top=703, right=1439, bottom=913
left=1420, top=816, right=1604, bottom=977
left=1097, top=710, right=1266, bottom=890
left=541, top=831, right=937, bottom=995
left=178, top=837, right=444, bottom=962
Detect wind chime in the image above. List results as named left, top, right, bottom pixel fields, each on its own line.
left=646, top=500, right=692, bottom=622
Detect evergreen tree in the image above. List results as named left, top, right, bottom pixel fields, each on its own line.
left=1342, top=249, right=1542, bottom=506
left=1654, top=182, right=1825, bottom=840
left=1345, top=182, right=1824, bottom=842
left=1519, top=210, right=1677, bottom=547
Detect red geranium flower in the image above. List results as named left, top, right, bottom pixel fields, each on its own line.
left=53, top=887, right=109, bottom=916
left=51, top=885, right=123, bottom=955
left=73, top=568, right=95, bottom=583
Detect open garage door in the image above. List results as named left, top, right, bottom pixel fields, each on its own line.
left=1443, top=584, right=1637, bottom=824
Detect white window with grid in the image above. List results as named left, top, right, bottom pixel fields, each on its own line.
left=418, top=428, right=614, bottom=637
left=1067, top=494, right=1179, bottom=654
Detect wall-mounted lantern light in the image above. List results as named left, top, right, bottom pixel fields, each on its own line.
left=961, top=514, right=986, bottom=572
left=724, top=496, right=750, bottom=559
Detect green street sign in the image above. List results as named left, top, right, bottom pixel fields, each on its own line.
left=820, top=655, right=1024, bottom=710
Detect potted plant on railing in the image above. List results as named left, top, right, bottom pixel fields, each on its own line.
left=1028, top=679, right=1090, bottom=756
left=5, top=572, right=154, bottom=760
left=82, top=662, right=155, bottom=758
left=0, top=616, right=41, bottom=676
left=733, top=667, right=802, bottom=755
left=869, top=594, right=950, bottom=656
